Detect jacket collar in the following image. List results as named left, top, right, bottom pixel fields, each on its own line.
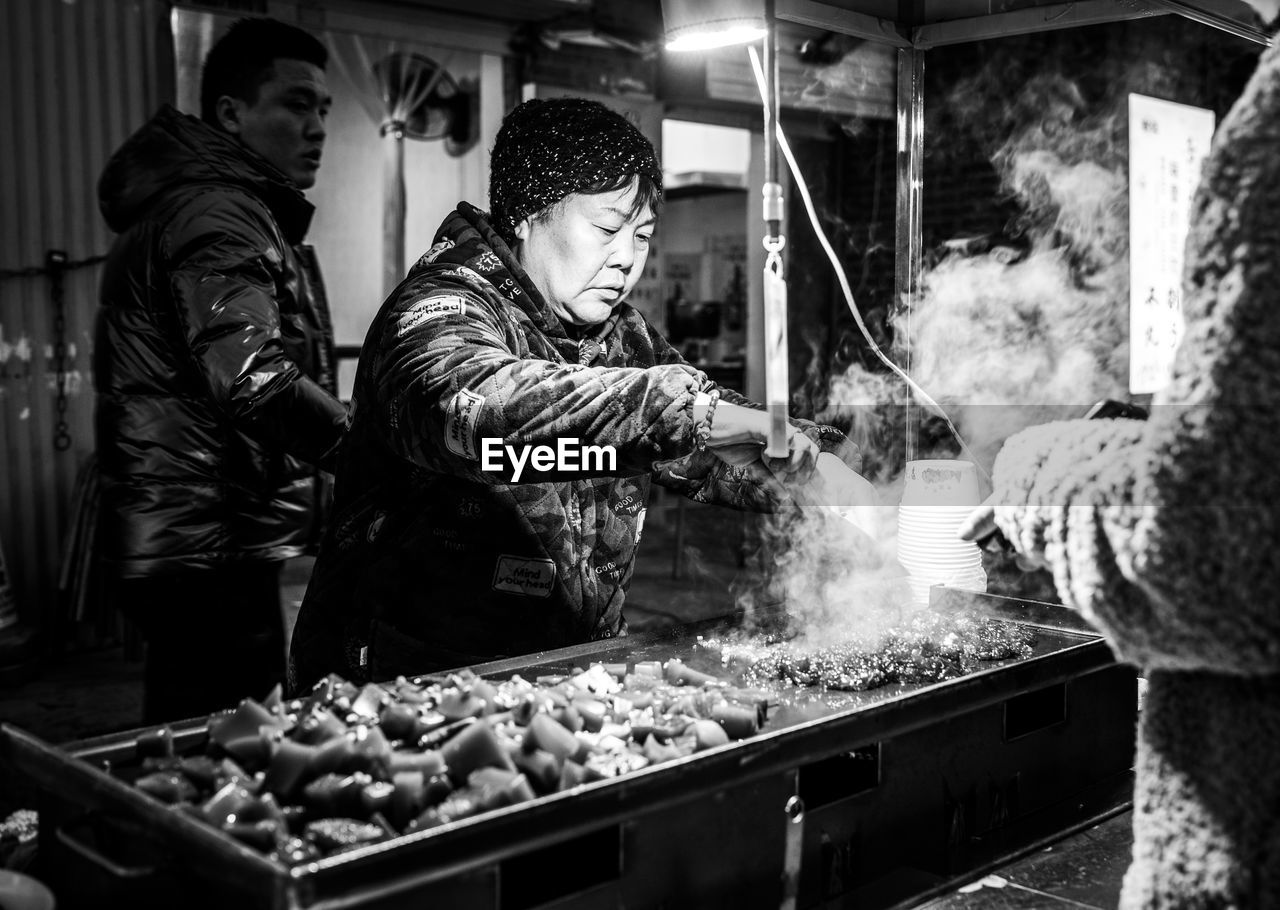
left=98, top=105, right=315, bottom=244
left=422, top=203, right=621, bottom=351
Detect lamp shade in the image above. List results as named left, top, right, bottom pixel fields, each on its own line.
left=660, top=0, right=766, bottom=50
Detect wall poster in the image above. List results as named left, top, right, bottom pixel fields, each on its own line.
left=1128, top=93, right=1215, bottom=395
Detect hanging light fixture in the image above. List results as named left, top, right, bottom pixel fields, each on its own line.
left=661, top=0, right=767, bottom=50
left=661, top=0, right=790, bottom=459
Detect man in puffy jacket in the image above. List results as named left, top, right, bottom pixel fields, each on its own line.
left=95, top=18, right=348, bottom=722
left=288, top=97, right=870, bottom=691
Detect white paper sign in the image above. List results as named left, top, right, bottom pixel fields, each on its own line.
left=1128, top=94, right=1215, bottom=395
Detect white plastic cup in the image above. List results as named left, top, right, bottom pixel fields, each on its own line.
left=899, top=459, right=981, bottom=508
left=897, top=459, right=985, bottom=604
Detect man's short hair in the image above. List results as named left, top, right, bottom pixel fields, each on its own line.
left=200, top=18, right=328, bottom=127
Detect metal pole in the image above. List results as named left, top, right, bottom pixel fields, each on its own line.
left=763, top=0, right=780, bottom=205
left=761, top=0, right=791, bottom=459
left=382, top=121, right=407, bottom=299
left=895, top=47, right=925, bottom=465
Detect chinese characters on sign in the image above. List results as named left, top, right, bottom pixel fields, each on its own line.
left=1128, top=93, right=1215, bottom=395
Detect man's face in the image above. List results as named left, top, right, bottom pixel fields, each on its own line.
left=220, top=58, right=330, bottom=189
left=514, top=178, right=655, bottom=328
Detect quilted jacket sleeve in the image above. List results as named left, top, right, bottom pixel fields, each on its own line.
left=163, top=190, right=348, bottom=469
left=369, top=281, right=707, bottom=481
left=988, top=44, right=1280, bottom=675
left=643, top=318, right=861, bottom=511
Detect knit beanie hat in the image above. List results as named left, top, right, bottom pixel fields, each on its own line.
left=488, top=97, right=663, bottom=242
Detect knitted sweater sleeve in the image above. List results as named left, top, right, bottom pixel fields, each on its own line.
left=990, top=42, right=1280, bottom=675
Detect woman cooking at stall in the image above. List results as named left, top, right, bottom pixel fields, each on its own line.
left=288, top=97, right=874, bottom=692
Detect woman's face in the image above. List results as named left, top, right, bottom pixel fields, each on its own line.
left=514, top=177, right=655, bottom=327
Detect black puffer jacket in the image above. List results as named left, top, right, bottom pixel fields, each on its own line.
left=95, top=106, right=348, bottom=576
left=289, top=204, right=854, bottom=690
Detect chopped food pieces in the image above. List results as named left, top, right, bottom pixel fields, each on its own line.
left=117, top=614, right=1035, bottom=864
left=119, top=661, right=771, bottom=862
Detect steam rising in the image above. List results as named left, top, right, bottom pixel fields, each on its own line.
left=737, top=505, right=911, bottom=646
left=744, top=68, right=1134, bottom=644
left=908, top=74, right=1130, bottom=441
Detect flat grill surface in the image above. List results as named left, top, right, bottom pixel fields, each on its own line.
left=0, top=591, right=1134, bottom=910
left=463, top=603, right=1095, bottom=733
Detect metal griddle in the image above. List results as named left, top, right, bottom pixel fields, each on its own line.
left=0, top=587, right=1136, bottom=910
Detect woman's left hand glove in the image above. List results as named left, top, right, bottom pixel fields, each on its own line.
left=763, top=428, right=820, bottom=484
left=708, top=428, right=819, bottom=485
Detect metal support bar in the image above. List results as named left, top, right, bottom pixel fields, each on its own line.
left=894, top=47, right=925, bottom=465
left=779, top=783, right=805, bottom=910
left=762, top=0, right=791, bottom=460
left=763, top=0, right=780, bottom=213
left=1151, top=0, right=1274, bottom=45
left=381, top=122, right=407, bottom=300
left=775, top=0, right=912, bottom=46
left=775, top=0, right=1264, bottom=50
left=911, top=0, right=1170, bottom=48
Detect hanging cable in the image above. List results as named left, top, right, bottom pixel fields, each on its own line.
left=746, top=45, right=988, bottom=477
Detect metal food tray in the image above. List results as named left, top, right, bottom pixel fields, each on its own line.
left=0, top=588, right=1137, bottom=910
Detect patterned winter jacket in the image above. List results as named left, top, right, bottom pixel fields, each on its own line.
left=289, top=203, right=850, bottom=689
left=95, top=106, right=348, bottom=576
left=988, top=41, right=1280, bottom=909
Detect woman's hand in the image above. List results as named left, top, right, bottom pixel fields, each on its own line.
left=699, top=401, right=818, bottom=482
left=808, top=452, right=878, bottom=507
left=707, top=435, right=820, bottom=484
left=762, top=429, right=820, bottom=484
left=697, top=401, right=772, bottom=447
left=707, top=441, right=767, bottom=468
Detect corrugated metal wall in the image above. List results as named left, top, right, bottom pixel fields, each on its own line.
left=0, top=0, right=171, bottom=635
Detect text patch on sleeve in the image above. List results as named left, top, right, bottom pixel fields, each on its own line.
left=445, top=389, right=485, bottom=460
left=492, top=555, right=556, bottom=598
left=398, top=295, right=465, bottom=337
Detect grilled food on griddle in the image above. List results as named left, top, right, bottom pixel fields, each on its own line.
left=702, top=612, right=1036, bottom=691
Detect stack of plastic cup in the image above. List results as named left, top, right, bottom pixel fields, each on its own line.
left=897, top=459, right=987, bottom=605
